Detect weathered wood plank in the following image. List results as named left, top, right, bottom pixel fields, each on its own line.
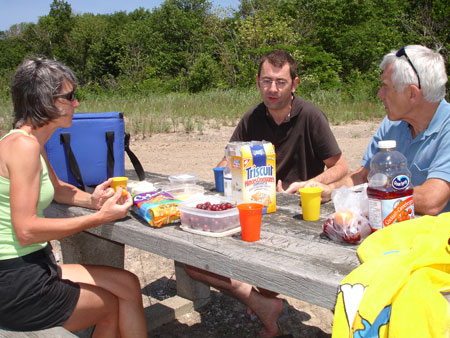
left=0, top=327, right=76, bottom=337
left=45, top=196, right=358, bottom=309
left=42, top=171, right=450, bottom=323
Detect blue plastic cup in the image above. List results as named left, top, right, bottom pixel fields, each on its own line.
left=213, top=167, right=225, bottom=192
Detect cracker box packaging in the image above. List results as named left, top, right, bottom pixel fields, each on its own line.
left=230, top=141, right=276, bottom=214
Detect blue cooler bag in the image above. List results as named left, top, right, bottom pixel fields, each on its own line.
left=45, top=112, right=144, bottom=190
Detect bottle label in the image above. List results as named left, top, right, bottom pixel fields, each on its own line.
left=368, top=195, right=414, bottom=230
left=392, top=175, right=410, bottom=190
left=224, top=176, right=232, bottom=197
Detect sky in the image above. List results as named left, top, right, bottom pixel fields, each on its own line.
left=0, top=0, right=240, bottom=31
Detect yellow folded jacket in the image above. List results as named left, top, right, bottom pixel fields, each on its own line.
left=332, top=213, right=450, bottom=338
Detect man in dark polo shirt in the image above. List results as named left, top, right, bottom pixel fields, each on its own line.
left=185, top=50, right=348, bottom=338
left=217, top=49, right=348, bottom=193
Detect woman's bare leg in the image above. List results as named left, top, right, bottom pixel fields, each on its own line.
left=63, top=282, right=120, bottom=338
left=60, top=264, right=147, bottom=338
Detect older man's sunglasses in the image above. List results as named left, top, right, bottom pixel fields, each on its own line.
left=396, top=46, right=421, bottom=89
left=54, top=89, right=76, bottom=102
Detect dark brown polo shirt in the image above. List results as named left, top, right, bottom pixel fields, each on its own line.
left=230, top=95, right=341, bottom=189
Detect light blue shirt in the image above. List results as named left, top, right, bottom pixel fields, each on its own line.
left=362, top=99, right=450, bottom=213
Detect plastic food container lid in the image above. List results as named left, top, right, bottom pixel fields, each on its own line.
left=163, top=184, right=205, bottom=201
left=131, top=181, right=156, bottom=195
left=168, top=174, right=198, bottom=184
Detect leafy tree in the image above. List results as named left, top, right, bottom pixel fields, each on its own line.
left=238, top=0, right=274, bottom=17
left=303, top=0, right=407, bottom=79
left=401, top=0, right=449, bottom=77
left=0, top=0, right=448, bottom=97
left=0, top=30, right=27, bottom=75
left=147, top=0, right=215, bottom=90
left=49, top=0, right=73, bottom=44
left=203, top=8, right=241, bottom=87
left=115, top=18, right=158, bottom=92
left=187, top=52, right=219, bottom=92
left=66, top=14, right=111, bottom=86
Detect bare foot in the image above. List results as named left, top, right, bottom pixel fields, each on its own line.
left=256, top=297, right=283, bottom=338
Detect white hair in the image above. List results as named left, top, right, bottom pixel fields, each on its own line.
left=380, top=45, right=447, bottom=102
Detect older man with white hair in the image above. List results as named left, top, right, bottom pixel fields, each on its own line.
left=311, top=45, right=450, bottom=215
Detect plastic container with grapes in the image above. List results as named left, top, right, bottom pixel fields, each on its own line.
left=179, top=195, right=239, bottom=233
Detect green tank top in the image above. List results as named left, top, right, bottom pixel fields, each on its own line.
left=0, top=130, right=54, bottom=259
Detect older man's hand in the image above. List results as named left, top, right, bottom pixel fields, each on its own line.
left=277, top=180, right=335, bottom=202
left=303, top=181, right=333, bottom=202
left=277, top=180, right=307, bottom=194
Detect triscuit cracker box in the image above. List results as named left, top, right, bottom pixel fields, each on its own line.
left=231, top=141, right=276, bottom=214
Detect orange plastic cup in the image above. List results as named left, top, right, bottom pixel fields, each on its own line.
left=111, top=177, right=128, bottom=196
left=299, top=187, right=322, bottom=221
left=238, top=203, right=264, bottom=242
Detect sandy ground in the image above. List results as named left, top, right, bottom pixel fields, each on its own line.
left=121, top=120, right=380, bottom=337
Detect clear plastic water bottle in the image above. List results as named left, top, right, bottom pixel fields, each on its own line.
left=223, top=143, right=234, bottom=197
left=367, top=140, right=414, bottom=230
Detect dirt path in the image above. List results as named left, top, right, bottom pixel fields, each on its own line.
left=123, top=121, right=380, bottom=338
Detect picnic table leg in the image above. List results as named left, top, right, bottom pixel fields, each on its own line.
left=174, top=261, right=210, bottom=309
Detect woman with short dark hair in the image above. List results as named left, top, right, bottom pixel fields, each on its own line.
left=0, top=57, right=147, bottom=337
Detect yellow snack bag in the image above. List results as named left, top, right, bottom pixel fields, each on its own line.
left=132, top=191, right=181, bottom=227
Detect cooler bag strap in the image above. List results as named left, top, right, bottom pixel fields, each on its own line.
left=60, top=133, right=86, bottom=191
left=124, top=133, right=145, bottom=181
left=105, top=131, right=115, bottom=178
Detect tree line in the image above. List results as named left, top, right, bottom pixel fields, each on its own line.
left=0, top=0, right=448, bottom=99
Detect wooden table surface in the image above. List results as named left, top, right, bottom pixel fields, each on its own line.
left=46, top=171, right=361, bottom=310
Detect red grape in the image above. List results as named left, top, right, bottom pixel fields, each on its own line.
left=194, top=201, right=235, bottom=211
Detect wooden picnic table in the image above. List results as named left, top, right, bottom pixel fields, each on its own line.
left=9, top=171, right=449, bottom=337
left=45, top=170, right=360, bottom=312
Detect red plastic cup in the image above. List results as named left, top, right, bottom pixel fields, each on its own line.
left=237, top=203, right=264, bottom=242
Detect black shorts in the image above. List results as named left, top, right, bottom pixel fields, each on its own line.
left=0, top=245, right=80, bottom=331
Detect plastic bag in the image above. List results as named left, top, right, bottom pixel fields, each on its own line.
left=322, top=184, right=372, bottom=244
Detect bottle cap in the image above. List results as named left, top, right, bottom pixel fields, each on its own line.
left=378, top=140, right=396, bottom=149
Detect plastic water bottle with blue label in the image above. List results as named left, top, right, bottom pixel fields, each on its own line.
left=224, top=144, right=233, bottom=197
left=367, top=140, right=414, bottom=230
left=224, top=142, right=242, bottom=197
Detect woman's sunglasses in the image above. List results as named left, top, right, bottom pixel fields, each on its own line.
left=54, top=89, right=76, bottom=102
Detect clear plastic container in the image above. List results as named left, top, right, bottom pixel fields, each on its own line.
left=224, top=142, right=238, bottom=197
left=178, top=195, right=239, bottom=233
left=367, top=140, right=414, bottom=229
left=168, top=174, right=198, bottom=185
left=163, top=184, right=205, bottom=201
left=128, top=180, right=157, bottom=196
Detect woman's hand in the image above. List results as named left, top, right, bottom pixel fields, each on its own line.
left=98, top=188, right=133, bottom=222
left=91, top=178, right=115, bottom=210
